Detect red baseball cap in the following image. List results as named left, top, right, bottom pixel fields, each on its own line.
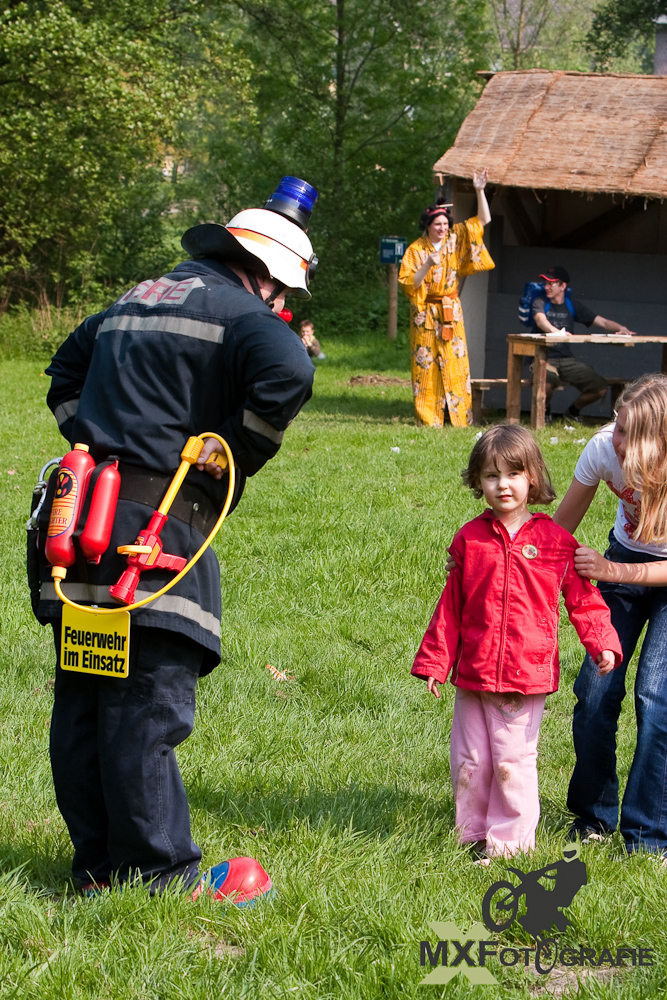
left=539, top=266, right=569, bottom=283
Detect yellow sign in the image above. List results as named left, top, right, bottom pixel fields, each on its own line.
left=61, top=605, right=130, bottom=678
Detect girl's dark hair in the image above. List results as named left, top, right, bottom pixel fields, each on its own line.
left=419, top=198, right=453, bottom=232
left=462, top=424, right=556, bottom=505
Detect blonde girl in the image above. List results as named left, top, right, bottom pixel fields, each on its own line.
left=554, top=373, right=667, bottom=859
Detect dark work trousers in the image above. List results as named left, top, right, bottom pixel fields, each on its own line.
left=49, top=622, right=205, bottom=891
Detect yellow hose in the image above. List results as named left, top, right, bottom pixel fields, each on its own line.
left=53, top=433, right=235, bottom=614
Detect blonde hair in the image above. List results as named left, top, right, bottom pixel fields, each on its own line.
left=615, top=373, right=667, bottom=544
left=462, top=424, right=556, bottom=505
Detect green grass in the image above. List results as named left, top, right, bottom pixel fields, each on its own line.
left=0, top=334, right=664, bottom=999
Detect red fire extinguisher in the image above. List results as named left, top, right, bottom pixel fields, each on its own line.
left=45, top=444, right=95, bottom=569
left=45, top=445, right=120, bottom=573
left=80, top=460, right=121, bottom=564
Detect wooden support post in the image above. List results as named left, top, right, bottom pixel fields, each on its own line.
left=387, top=263, right=397, bottom=340
left=530, top=348, right=548, bottom=430
left=506, top=343, right=524, bottom=423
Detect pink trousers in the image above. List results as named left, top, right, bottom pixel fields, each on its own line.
left=449, top=688, right=547, bottom=857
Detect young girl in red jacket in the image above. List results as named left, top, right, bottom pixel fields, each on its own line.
left=412, top=425, right=621, bottom=861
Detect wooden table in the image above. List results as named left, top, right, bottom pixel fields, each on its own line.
left=506, top=333, right=667, bottom=429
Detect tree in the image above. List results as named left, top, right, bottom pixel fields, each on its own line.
left=585, top=0, right=662, bottom=71
left=487, top=0, right=552, bottom=69
left=180, top=0, right=493, bottom=321
left=485, top=0, right=661, bottom=73
left=0, top=1, right=253, bottom=308
left=485, top=0, right=630, bottom=71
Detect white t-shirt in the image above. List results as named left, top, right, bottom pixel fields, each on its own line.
left=574, top=425, right=667, bottom=557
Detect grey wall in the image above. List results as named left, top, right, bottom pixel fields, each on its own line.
left=451, top=189, right=492, bottom=379
left=460, top=270, right=490, bottom=378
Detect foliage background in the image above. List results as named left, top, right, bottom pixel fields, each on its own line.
left=0, top=0, right=658, bottom=339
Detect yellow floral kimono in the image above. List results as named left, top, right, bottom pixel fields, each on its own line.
left=398, top=216, right=494, bottom=427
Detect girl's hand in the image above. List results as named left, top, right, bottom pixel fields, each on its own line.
left=473, top=167, right=488, bottom=190
left=596, top=650, right=616, bottom=676
left=427, top=676, right=441, bottom=699
left=426, top=250, right=440, bottom=268
left=444, top=547, right=456, bottom=575
left=574, top=546, right=610, bottom=581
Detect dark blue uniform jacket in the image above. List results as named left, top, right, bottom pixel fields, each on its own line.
left=36, top=259, right=314, bottom=673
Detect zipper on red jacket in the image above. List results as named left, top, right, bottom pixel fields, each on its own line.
left=494, top=517, right=533, bottom=691
left=495, top=523, right=511, bottom=690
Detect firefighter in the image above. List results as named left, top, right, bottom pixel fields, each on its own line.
left=33, top=179, right=318, bottom=897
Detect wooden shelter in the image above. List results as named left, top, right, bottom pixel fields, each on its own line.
left=432, top=70, right=667, bottom=417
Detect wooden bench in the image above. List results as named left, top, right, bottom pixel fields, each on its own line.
left=472, top=376, right=628, bottom=424
left=471, top=378, right=529, bottom=424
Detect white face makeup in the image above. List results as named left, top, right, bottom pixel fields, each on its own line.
left=427, top=216, right=449, bottom=244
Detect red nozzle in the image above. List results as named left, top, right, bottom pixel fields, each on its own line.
left=109, top=510, right=187, bottom=606
left=109, top=565, right=142, bottom=605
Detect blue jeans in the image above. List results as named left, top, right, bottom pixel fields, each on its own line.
left=567, top=533, right=667, bottom=854
left=50, top=624, right=204, bottom=889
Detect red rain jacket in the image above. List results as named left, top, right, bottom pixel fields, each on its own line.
left=412, top=511, right=622, bottom=695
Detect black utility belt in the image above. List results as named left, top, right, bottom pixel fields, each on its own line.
left=117, top=463, right=219, bottom=536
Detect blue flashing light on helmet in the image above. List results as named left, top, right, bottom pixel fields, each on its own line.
left=181, top=175, right=319, bottom=297
left=264, top=176, right=318, bottom=232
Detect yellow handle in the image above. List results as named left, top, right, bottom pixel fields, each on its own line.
left=208, top=451, right=229, bottom=472
left=117, top=544, right=153, bottom=556
left=156, top=436, right=228, bottom=515
left=157, top=436, right=201, bottom=515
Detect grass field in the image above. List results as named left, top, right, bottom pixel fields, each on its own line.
left=0, top=334, right=664, bottom=999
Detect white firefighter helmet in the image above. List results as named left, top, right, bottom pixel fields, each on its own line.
left=226, top=208, right=316, bottom=299
left=181, top=207, right=317, bottom=300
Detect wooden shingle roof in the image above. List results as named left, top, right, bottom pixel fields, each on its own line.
left=433, top=70, right=667, bottom=200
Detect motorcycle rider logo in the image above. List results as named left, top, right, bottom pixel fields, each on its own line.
left=481, top=844, right=587, bottom=973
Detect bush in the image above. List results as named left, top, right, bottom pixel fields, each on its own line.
left=287, top=275, right=410, bottom=342
left=0, top=302, right=96, bottom=360
left=0, top=272, right=412, bottom=361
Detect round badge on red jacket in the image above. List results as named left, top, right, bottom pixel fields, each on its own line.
left=522, top=544, right=538, bottom=559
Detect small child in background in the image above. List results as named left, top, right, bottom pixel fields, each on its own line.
left=299, top=319, right=326, bottom=360
left=411, top=425, right=621, bottom=861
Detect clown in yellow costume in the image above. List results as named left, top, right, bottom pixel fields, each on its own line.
left=399, top=170, right=494, bottom=427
